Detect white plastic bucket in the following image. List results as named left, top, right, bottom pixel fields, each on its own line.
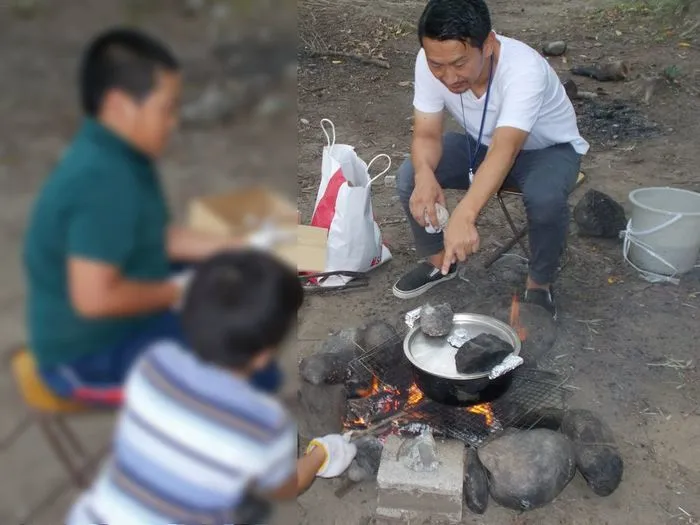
left=622, top=187, right=700, bottom=281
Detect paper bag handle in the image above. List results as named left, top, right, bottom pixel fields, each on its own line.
left=320, top=119, right=336, bottom=148
left=367, top=154, right=392, bottom=186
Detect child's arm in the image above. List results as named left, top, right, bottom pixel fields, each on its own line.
left=262, top=433, right=357, bottom=501
left=167, top=226, right=244, bottom=262
left=69, top=258, right=180, bottom=317
left=263, top=446, right=327, bottom=500
left=167, top=225, right=294, bottom=262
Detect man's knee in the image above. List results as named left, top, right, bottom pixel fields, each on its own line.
left=524, top=190, right=569, bottom=225
left=396, top=158, right=415, bottom=202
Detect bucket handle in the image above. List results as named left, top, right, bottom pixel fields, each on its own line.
left=620, top=213, right=684, bottom=284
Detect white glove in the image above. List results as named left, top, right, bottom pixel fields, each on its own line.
left=424, top=203, right=450, bottom=234
left=170, top=269, right=194, bottom=310
left=247, top=222, right=295, bottom=250
left=306, top=433, right=358, bottom=478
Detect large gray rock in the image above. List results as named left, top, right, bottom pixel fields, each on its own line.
left=560, top=409, right=623, bottom=496
left=478, top=429, right=576, bottom=511
left=348, top=436, right=384, bottom=482
left=360, top=320, right=399, bottom=352
left=299, top=334, right=357, bottom=385
left=543, top=41, right=567, bottom=56
left=420, top=302, right=454, bottom=337
left=573, top=189, right=627, bottom=239
left=464, top=448, right=489, bottom=514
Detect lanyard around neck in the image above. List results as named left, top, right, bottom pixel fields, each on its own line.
left=460, top=54, right=495, bottom=181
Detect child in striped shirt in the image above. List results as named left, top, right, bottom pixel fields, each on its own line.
left=66, top=250, right=356, bottom=524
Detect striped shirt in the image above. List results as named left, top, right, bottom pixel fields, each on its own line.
left=66, top=340, right=296, bottom=525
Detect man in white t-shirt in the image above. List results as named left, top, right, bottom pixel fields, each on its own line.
left=392, top=0, right=589, bottom=318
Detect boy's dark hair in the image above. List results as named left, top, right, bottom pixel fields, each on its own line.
left=418, top=0, right=492, bottom=49
left=79, top=27, right=180, bottom=115
left=181, top=251, right=304, bottom=370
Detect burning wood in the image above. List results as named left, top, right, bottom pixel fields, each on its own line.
left=466, top=403, right=496, bottom=427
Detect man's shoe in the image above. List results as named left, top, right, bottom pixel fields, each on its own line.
left=523, top=287, right=557, bottom=319
left=392, top=262, right=457, bottom=299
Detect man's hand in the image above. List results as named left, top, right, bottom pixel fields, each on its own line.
left=441, top=209, right=480, bottom=275
left=410, top=170, right=446, bottom=229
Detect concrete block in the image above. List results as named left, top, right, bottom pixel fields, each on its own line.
left=375, top=435, right=464, bottom=524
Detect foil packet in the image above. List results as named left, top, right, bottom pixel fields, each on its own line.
left=404, top=307, right=422, bottom=329
left=488, top=354, right=524, bottom=380
left=446, top=327, right=475, bottom=348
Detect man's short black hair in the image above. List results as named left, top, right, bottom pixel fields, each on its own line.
left=418, top=0, right=492, bottom=49
left=181, top=251, right=304, bottom=370
left=79, top=27, right=180, bottom=116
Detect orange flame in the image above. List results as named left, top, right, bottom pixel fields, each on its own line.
left=509, top=294, right=528, bottom=342
left=466, top=402, right=495, bottom=427
left=406, top=383, right=425, bottom=406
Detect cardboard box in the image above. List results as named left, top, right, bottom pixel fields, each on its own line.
left=187, top=186, right=328, bottom=272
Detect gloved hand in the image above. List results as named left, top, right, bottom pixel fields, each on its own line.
left=306, top=433, right=358, bottom=478
left=169, top=269, right=194, bottom=310
left=247, top=222, right=295, bottom=250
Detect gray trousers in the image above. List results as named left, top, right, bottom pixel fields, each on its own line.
left=397, top=132, right=581, bottom=284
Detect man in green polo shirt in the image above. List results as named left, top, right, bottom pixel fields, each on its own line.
left=23, top=28, right=286, bottom=404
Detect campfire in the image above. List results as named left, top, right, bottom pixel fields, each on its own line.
left=297, top=296, right=623, bottom=520
left=344, top=374, right=498, bottom=435
left=341, top=295, right=530, bottom=441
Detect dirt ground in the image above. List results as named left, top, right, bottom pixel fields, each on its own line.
left=297, top=0, right=700, bottom=524
left=0, top=0, right=697, bottom=523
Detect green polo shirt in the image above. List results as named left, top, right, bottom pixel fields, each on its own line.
left=23, top=118, right=171, bottom=368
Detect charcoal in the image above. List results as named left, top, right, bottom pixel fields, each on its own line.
left=299, top=334, right=357, bottom=385
left=560, top=409, right=623, bottom=496
left=573, top=189, right=627, bottom=238
left=419, top=302, right=454, bottom=337
left=296, top=383, right=346, bottom=443
left=347, top=436, right=383, bottom=482
left=464, top=448, right=489, bottom=514
left=455, top=333, right=513, bottom=374
left=478, top=429, right=576, bottom=511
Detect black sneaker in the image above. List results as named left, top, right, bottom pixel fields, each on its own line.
left=392, top=262, right=457, bottom=299
left=523, top=287, right=557, bottom=319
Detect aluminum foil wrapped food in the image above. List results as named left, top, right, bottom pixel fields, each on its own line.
left=404, top=306, right=422, bottom=329
left=424, top=203, right=450, bottom=234
left=488, top=354, right=524, bottom=379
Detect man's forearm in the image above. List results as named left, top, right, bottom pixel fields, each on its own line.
left=168, top=226, right=243, bottom=262
left=458, top=147, right=517, bottom=222
left=412, top=134, right=442, bottom=178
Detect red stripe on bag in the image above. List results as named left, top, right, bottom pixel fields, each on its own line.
left=311, top=168, right=346, bottom=229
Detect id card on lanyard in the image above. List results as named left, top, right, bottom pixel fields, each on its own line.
left=461, top=54, right=494, bottom=184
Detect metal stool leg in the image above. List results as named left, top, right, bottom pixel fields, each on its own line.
left=39, top=416, right=87, bottom=488
left=54, top=416, right=87, bottom=458
left=496, top=195, right=529, bottom=256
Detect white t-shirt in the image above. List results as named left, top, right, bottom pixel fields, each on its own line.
left=413, top=34, right=589, bottom=155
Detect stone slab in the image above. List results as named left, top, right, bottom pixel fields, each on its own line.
left=375, top=435, right=464, bottom=524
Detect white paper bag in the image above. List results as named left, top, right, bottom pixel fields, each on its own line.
left=310, top=119, right=392, bottom=286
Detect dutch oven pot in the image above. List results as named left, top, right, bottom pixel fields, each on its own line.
left=403, top=313, right=522, bottom=406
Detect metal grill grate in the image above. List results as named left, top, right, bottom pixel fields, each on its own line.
left=347, top=324, right=570, bottom=447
